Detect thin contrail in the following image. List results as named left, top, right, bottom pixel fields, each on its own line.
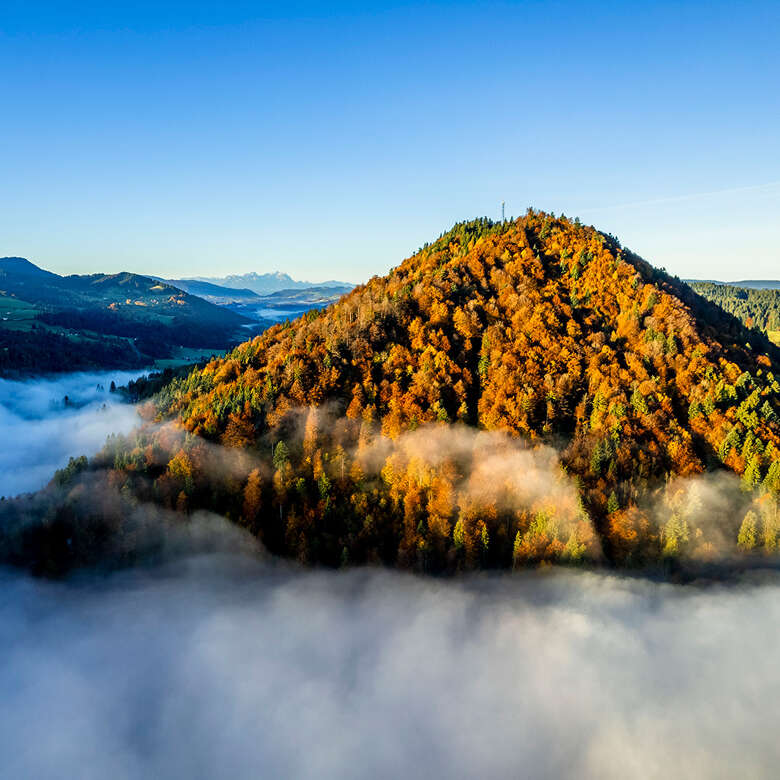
left=579, top=180, right=780, bottom=213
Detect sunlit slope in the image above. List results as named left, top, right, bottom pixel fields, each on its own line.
left=165, top=212, right=779, bottom=479
left=139, top=211, right=780, bottom=564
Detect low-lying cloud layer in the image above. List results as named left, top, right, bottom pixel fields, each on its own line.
left=0, top=371, right=143, bottom=497
left=1, top=385, right=777, bottom=777
left=1, top=535, right=778, bottom=780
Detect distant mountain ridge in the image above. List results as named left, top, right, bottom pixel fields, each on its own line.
left=156, top=278, right=262, bottom=305
left=154, top=276, right=353, bottom=319
left=0, top=259, right=244, bottom=316
left=686, top=278, right=780, bottom=290
left=0, top=257, right=258, bottom=375
left=192, top=271, right=353, bottom=295
left=0, top=256, right=60, bottom=279
left=259, top=284, right=354, bottom=301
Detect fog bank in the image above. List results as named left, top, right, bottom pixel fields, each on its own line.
left=1, top=546, right=778, bottom=779
left=0, top=371, right=143, bottom=496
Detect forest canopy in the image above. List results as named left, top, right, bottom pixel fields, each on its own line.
left=689, top=282, right=780, bottom=345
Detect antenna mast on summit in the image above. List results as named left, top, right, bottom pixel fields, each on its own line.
left=501, top=201, right=505, bottom=222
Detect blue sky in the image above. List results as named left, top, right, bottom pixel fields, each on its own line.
left=1, top=1, right=778, bottom=282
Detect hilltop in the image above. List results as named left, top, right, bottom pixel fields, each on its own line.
left=3, top=213, right=780, bottom=574
left=0, top=256, right=61, bottom=280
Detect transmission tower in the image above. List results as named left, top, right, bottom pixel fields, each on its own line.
left=501, top=201, right=505, bottom=222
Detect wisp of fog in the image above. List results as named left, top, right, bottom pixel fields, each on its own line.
left=1, top=528, right=779, bottom=780
left=0, top=371, right=143, bottom=497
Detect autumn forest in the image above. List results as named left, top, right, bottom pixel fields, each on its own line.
left=4, top=211, right=780, bottom=575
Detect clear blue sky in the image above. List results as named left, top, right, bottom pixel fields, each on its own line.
left=1, top=1, right=778, bottom=283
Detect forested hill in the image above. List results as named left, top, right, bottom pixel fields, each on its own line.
left=0, top=259, right=256, bottom=374
left=160, top=212, right=779, bottom=461
left=5, top=212, right=780, bottom=575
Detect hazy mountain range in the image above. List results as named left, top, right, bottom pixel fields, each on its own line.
left=0, top=257, right=257, bottom=375
left=163, top=275, right=353, bottom=308
left=160, top=278, right=262, bottom=305
left=191, top=271, right=353, bottom=296
left=0, top=258, right=356, bottom=375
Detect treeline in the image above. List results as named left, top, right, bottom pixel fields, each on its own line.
left=0, top=309, right=246, bottom=377
left=690, top=282, right=780, bottom=336
left=39, top=308, right=245, bottom=353
left=120, top=362, right=221, bottom=403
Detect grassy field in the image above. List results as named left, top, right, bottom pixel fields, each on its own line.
left=0, top=295, right=41, bottom=330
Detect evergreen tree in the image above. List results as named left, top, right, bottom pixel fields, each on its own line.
left=737, top=511, right=758, bottom=551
